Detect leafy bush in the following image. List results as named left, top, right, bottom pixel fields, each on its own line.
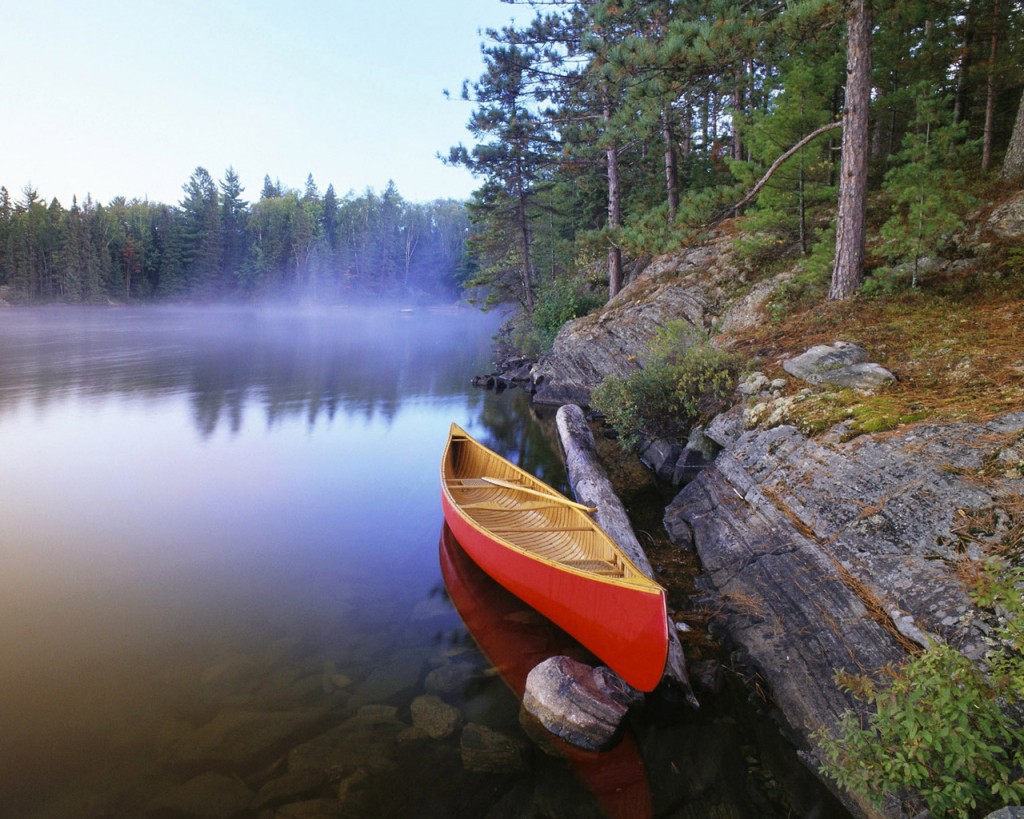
left=818, top=560, right=1024, bottom=818
left=514, top=275, right=604, bottom=357
left=591, top=324, right=743, bottom=448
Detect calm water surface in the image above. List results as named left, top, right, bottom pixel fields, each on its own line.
left=0, top=306, right=846, bottom=818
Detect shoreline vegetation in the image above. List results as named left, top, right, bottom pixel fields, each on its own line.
left=0, top=172, right=470, bottom=305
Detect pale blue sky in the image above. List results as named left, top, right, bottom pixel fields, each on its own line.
left=0, top=0, right=522, bottom=206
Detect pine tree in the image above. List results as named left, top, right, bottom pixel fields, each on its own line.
left=220, top=167, right=248, bottom=287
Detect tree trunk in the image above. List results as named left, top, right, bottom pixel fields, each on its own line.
left=661, top=108, right=680, bottom=222
left=518, top=191, right=534, bottom=312
left=1002, top=87, right=1024, bottom=180
left=555, top=404, right=698, bottom=706
left=604, top=99, right=623, bottom=300
left=830, top=0, right=872, bottom=301
left=981, top=0, right=1000, bottom=170
left=732, top=84, right=743, bottom=161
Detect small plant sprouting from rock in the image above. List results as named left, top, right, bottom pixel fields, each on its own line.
left=816, top=559, right=1024, bottom=818
left=591, top=323, right=743, bottom=449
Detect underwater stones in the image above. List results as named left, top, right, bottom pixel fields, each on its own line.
left=410, top=694, right=462, bottom=740
left=459, top=722, right=529, bottom=773
left=287, top=705, right=405, bottom=777
left=274, top=797, right=348, bottom=818
left=146, top=772, right=254, bottom=818
left=252, top=768, right=326, bottom=810
left=521, top=656, right=641, bottom=751
left=423, top=660, right=479, bottom=695
left=165, top=708, right=329, bottom=770
left=348, top=647, right=427, bottom=708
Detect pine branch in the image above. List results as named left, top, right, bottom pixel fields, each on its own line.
left=718, top=120, right=842, bottom=221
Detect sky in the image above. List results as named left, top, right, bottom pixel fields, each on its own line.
left=0, top=0, right=524, bottom=207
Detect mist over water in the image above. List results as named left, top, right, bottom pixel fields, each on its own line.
left=0, top=305, right=542, bottom=813
left=0, top=305, right=847, bottom=818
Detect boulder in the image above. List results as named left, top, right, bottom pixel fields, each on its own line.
left=532, top=282, right=709, bottom=406
left=347, top=647, right=427, bottom=708
left=984, top=809, right=1024, bottom=819
left=521, top=656, right=641, bottom=751
left=984, top=189, right=1024, bottom=238
left=782, top=341, right=895, bottom=390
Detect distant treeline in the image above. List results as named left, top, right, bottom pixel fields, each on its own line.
left=0, top=168, right=470, bottom=303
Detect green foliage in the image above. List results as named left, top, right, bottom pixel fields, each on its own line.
left=818, top=559, right=1024, bottom=817
left=0, top=173, right=469, bottom=303
left=877, top=86, right=979, bottom=288
left=591, top=323, right=744, bottom=448
left=515, top=275, right=605, bottom=357
left=734, top=58, right=840, bottom=254
left=764, top=228, right=834, bottom=320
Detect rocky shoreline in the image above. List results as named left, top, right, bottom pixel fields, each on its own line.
left=487, top=190, right=1024, bottom=819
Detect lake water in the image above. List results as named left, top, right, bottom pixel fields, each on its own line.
left=0, top=306, right=848, bottom=818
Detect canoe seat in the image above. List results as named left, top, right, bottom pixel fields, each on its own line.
left=562, top=559, right=623, bottom=576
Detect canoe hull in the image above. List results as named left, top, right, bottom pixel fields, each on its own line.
left=439, top=525, right=654, bottom=819
left=440, top=427, right=668, bottom=692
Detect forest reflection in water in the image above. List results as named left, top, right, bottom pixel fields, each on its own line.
left=0, top=305, right=847, bottom=818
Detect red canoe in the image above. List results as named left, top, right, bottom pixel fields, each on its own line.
left=440, top=423, right=668, bottom=692
left=439, top=525, right=653, bottom=819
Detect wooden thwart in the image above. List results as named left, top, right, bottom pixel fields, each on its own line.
left=479, top=475, right=597, bottom=513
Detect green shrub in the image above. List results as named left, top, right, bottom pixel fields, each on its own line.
left=818, top=560, right=1024, bottom=818
left=591, top=325, right=743, bottom=448
left=516, top=275, right=604, bottom=357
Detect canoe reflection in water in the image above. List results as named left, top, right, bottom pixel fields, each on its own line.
left=439, top=524, right=653, bottom=819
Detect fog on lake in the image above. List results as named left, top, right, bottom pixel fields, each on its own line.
left=0, top=305, right=846, bottom=818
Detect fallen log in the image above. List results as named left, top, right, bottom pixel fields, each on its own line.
left=555, top=404, right=699, bottom=708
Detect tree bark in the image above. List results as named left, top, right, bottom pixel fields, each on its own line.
left=830, top=0, right=872, bottom=301
left=604, top=98, right=623, bottom=300
left=1002, top=87, right=1024, bottom=180
left=661, top=108, right=680, bottom=222
left=555, top=404, right=698, bottom=706
left=981, top=0, right=1000, bottom=170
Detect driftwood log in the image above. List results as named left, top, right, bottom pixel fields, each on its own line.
left=555, top=404, right=698, bottom=707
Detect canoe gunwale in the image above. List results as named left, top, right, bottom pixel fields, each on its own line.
left=440, top=423, right=670, bottom=692
left=442, top=425, right=665, bottom=594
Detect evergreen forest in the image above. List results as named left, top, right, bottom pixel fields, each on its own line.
left=4, top=0, right=1023, bottom=311
left=446, top=0, right=1024, bottom=327
left=0, top=170, right=470, bottom=303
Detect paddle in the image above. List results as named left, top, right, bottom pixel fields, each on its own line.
left=479, top=475, right=597, bottom=513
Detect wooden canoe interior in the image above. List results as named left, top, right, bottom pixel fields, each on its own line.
left=445, top=430, right=650, bottom=584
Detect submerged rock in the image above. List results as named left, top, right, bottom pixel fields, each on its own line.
left=288, top=705, right=406, bottom=777
left=423, top=660, right=480, bottom=695
left=164, top=708, right=329, bottom=770
left=274, top=797, right=348, bottom=818
left=410, top=694, right=462, bottom=739
left=253, top=768, right=326, bottom=809
left=459, top=722, right=529, bottom=773
left=146, top=772, right=254, bottom=817
left=521, top=656, right=642, bottom=751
